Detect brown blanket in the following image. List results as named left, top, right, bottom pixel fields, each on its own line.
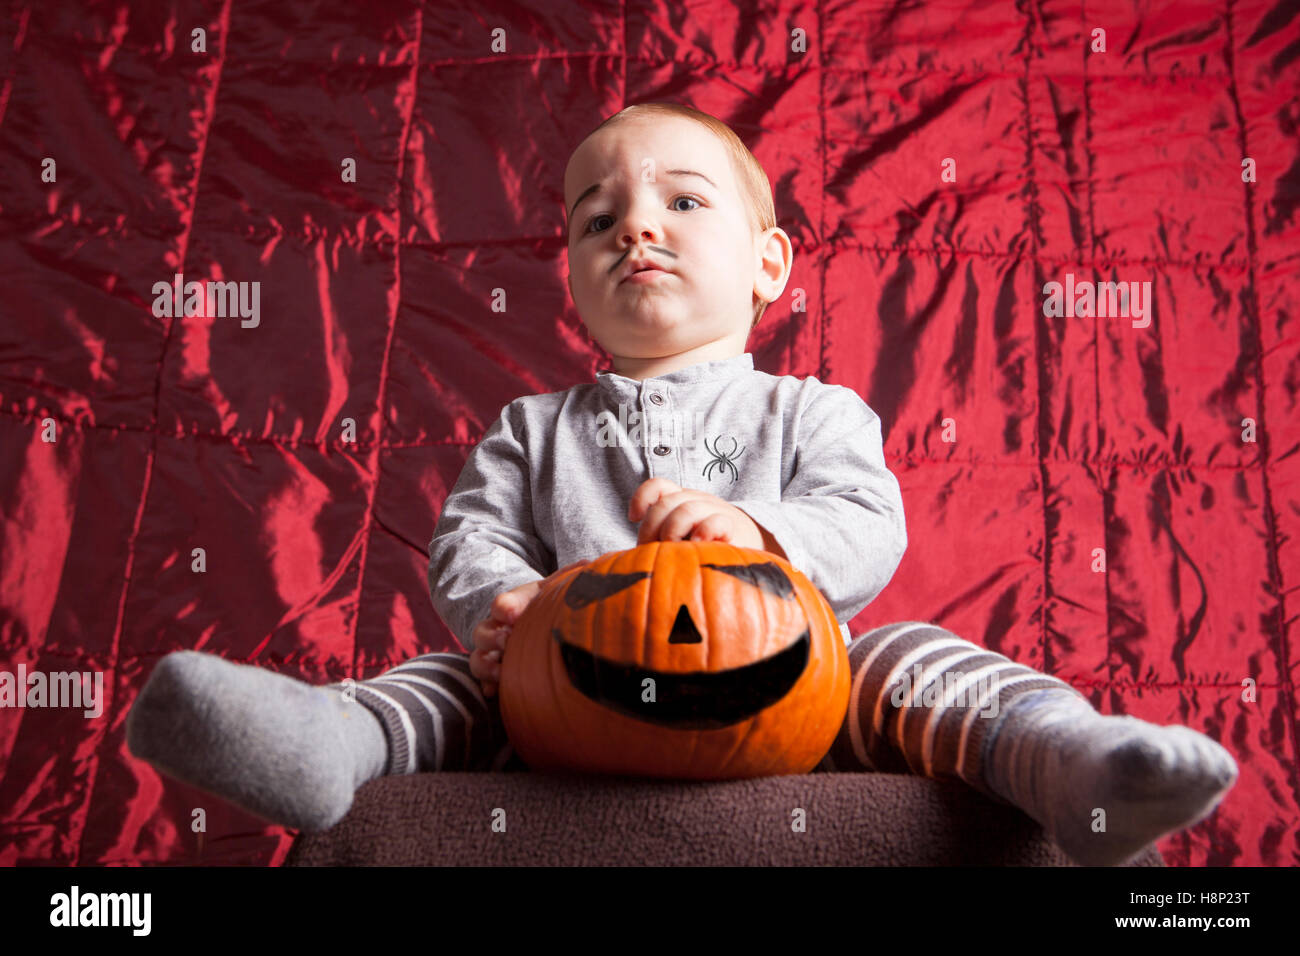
left=285, top=771, right=1166, bottom=866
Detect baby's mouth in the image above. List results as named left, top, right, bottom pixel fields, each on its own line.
left=619, top=267, right=672, bottom=285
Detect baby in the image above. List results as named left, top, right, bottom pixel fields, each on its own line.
left=128, top=103, right=1238, bottom=866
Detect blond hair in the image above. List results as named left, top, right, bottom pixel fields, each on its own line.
left=572, top=102, right=779, bottom=331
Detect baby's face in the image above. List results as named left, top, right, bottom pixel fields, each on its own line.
left=563, top=115, right=773, bottom=364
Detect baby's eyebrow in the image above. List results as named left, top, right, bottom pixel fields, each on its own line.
left=568, top=169, right=719, bottom=223
left=663, top=169, right=718, bottom=190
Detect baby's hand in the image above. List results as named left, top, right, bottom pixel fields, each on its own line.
left=628, top=477, right=776, bottom=553
left=469, top=559, right=592, bottom=697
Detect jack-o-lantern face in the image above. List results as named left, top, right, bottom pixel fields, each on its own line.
left=556, top=560, right=809, bottom=730
left=498, top=541, right=851, bottom=779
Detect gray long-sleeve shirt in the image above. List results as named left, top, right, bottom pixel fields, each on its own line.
left=427, top=352, right=907, bottom=652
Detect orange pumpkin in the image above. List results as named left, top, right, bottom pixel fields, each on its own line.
left=498, top=540, right=851, bottom=779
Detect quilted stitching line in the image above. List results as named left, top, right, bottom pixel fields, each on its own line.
left=380, top=54, right=1237, bottom=83
left=347, top=5, right=427, bottom=683
left=1017, top=3, right=1054, bottom=684
left=1077, top=0, right=1114, bottom=723
left=1224, top=0, right=1299, bottom=820
left=70, top=0, right=235, bottom=869
left=0, top=405, right=1276, bottom=469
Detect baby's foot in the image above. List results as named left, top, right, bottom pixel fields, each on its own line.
left=126, top=651, right=389, bottom=832
left=982, top=689, right=1239, bottom=866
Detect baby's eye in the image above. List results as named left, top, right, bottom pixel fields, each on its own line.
left=585, top=195, right=702, bottom=234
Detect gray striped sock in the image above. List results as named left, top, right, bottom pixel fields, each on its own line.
left=126, top=650, right=389, bottom=833
left=981, top=687, right=1239, bottom=866
left=821, top=621, right=1085, bottom=796
left=331, top=653, right=514, bottom=775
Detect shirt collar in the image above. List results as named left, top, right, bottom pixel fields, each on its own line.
left=595, top=352, right=755, bottom=394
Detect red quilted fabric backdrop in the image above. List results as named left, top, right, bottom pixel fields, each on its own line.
left=0, top=1, right=1296, bottom=866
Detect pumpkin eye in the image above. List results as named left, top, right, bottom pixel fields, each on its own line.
left=701, top=562, right=795, bottom=599
left=564, top=570, right=651, bottom=608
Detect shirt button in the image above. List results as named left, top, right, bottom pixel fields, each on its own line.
left=649, top=393, right=665, bottom=405
left=653, top=444, right=671, bottom=456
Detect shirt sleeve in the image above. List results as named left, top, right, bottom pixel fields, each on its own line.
left=427, top=400, right=554, bottom=652
left=729, top=383, right=907, bottom=625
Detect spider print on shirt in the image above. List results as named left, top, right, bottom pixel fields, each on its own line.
left=702, top=434, right=746, bottom=482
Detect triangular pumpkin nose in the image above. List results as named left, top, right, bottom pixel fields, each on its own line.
left=667, top=604, right=702, bottom=644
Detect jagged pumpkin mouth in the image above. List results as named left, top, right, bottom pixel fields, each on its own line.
left=553, top=624, right=810, bottom=730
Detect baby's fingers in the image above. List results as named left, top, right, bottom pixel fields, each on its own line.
left=469, top=645, right=503, bottom=695
left=491, top=584, right=539, bottom=625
